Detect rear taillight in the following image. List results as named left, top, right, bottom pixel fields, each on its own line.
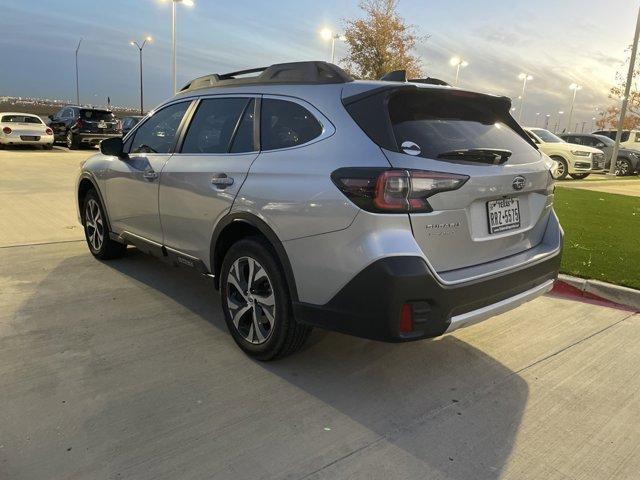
left=331, top=168, right=469, bottom=213
left=2, top=126, right=12, bottom=135
left=45, top=128, right=53, bottom=135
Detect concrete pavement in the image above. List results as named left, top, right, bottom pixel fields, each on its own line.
left=1, top=148, right=639, bottom=480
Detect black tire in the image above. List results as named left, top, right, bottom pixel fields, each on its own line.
left=569, top=173, right=590, bottom=180
left=220, top=237, right=311, bottom=361
left=615, top=158, right=632, bottom=176
left=550, top=156, right=569, bottom=180
left=67, top=130, right=79, bottom=150
left=82, top=189, right=127, bottom=260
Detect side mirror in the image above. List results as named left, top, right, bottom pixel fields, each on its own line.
left=100, top=137, right=127, bottom=158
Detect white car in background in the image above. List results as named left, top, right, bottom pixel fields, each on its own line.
left=0, top=112, right=54, bottom=149
left=524, top=127, right=605, bottom=180
left=592, top=129, right=640, bottom=152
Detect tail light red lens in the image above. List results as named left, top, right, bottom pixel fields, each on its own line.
left=2, top=126, right=12, bottom=134
left=331, top=168, right=469, bottom=213
left=45, top=128, right=53, bottom=135
left=399, top=304, right=413, bottom=334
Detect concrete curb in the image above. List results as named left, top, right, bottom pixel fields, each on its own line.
left=555, top=274, right=640, bottom=312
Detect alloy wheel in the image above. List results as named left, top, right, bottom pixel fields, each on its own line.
left=554, top=160, right=566, bottom=179
left=615, top=159, right=629, bottom=176
left=226, top=256, right=276, bottom=345
left=85, top=198, right=104, bottom=252
left=67, top=131, right=73, bottom=149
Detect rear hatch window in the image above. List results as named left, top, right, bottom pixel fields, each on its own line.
left=1, top=115, right=43, bottom=124
left=388, top=90, right=536, bottom=164
left=344, top=87, right=538, bottom=165
left=80, top=109, right=115, bottom=121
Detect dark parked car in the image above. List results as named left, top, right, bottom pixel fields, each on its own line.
left=559, top=133, right=640, bottom=176
left=121, top=115, right=143, bottom=136
left=48, top=106, right=122, bottom=149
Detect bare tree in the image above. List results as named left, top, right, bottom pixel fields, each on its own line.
left=342, top=0, right=423, bottom=80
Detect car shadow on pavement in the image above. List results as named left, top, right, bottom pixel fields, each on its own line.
left=102, top=248, right=528, bottom=479
left=0, top=245, right=528, bottom=479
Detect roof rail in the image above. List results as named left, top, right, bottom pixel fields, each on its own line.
left=180, top=61, right=354, bottom=92
left=379, top=69, right=451, bottom=87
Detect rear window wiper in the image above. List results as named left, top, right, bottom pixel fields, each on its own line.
left=437, top=148, right=512, bottom=165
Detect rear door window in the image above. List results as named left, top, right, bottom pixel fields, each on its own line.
left=260, top=99, right=323, bottom=151
left=388, top=91, right=536, bottom=162
left=128, top=102, right=190, bottom=154
left=181, top=98, right=253, bottom=154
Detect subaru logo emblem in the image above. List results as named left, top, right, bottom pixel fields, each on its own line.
left=512, top=176, right=526, bottom=191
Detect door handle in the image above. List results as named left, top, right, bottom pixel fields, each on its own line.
left=143, top=169, right=158, bottom=180
left=211, top=174, right=234, bottom=188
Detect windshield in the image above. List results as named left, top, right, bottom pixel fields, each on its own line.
left=387, top=91, right=536, bottom=161
left=80, top=109, right=115, bottom=121
left=530, top=129, right=564, bottom=143
left=1, top=115, right=43, bottom=124
left=594, top=135, right=615, bottom=146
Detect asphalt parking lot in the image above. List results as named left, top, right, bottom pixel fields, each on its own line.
left=1, top=147, right=639, bottom=480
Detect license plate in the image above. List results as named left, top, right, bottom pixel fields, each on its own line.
left=487, top=198, right=521, bottom=234
left=20, top=136, right=39, bottom=141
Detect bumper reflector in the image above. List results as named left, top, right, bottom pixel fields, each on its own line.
left=400, top=304, right=413, bottom=334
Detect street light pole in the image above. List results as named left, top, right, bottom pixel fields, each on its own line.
left=450, top=57, right=469, bottom=86
left=165, top=0, right=194, bottom=94
left=320, top=29, right=345, bottom=63
left=131, top=37, right=152, bottom=115
left=544, top=114, right=550, bottom=129
left=567, top=83, right=582, bottom=133
left=517, top=73, right=533, bottom=123
left=172, top=1, right=176, bottom=94
left=610, top=5, right=640, bottom=175
left=75, top=38, right=82, bottom=105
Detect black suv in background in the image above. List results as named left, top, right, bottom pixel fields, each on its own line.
left=49, top=106, right=122, bottom=149
left=559, top=133, right=640, bottom=176
left=121, top=115, right=143, bottom=135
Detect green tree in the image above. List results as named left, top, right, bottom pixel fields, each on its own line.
left=342, top=0, right=423, bottom=80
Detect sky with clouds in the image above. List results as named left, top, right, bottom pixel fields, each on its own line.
left=0, top=0, right=637, bottom=129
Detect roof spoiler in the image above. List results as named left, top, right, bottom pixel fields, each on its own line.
left=380, top=69, right=450, bottom=86
left=180, top=61, right=354, bottom=92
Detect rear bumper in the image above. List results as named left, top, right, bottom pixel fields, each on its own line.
left=0, top=134, right=53, bottom=145
left=77, top=133, right=121, bottom=144
left=294, top=219, right=563, bottom=342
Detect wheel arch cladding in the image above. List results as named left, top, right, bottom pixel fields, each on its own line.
left=210, top=213, right=299, bottom=301
left=77, top=175, right=112, bottom=231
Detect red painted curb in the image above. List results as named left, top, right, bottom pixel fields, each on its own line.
left=550, top=281, right=636, bottom=312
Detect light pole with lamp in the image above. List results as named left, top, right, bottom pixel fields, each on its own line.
left=554, top=111, right=564, bottom=133
left=534, top=112, right=541, bottom=127
left=544, top=114, right=551, bottom=129
left=566, top=83, right=582, bottom=132
left=320, top=28, right=346, bottom=63
left=75, top=38, right=82, bottom=105
left=162, top=0, right=194, bottom=94
left=130, top=37, right=152, bottom=115
left=450, top=57, right=468, bottom=86
left=517, top=73, right=533, bottom=123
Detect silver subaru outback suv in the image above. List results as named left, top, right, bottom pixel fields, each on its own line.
left=77, top=61, right=562, bottom=360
